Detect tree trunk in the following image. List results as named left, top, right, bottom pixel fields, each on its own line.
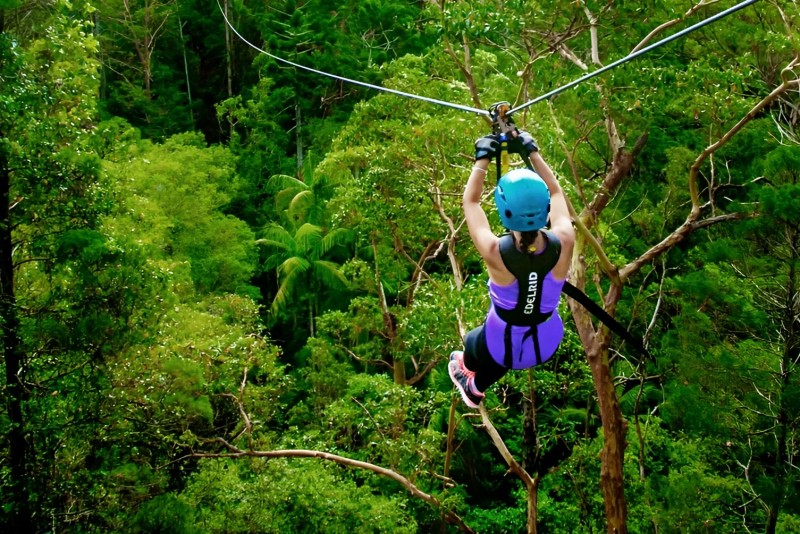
left=178, top=16, right=194, bottom=126
left=393, top=358, right=406, bottom=385
left=568, top=233, right=628, bottom=532
left=767, top=231, right=799, bottom=534
left=372, top=240, right=405, bottom=385
left=522, top=379, right=537, bottom=473
left=0, top=136, right=33, bottom=532
left=589, top=283, right=629, bottom=534
left=522, top=390, right=541, bottom=534
left=296, top=103, right=303, bottom=171
left=527, top=475, right=540, bottom=534
left=588, top=340, right=628, bottom=534
left=224, top=0, right=233, bottom=98
left=522, top=380, right=539, bottom=533
left=479, top=404, right=538, bottom=533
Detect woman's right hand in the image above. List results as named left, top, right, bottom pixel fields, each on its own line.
left=474, top=135, right=500, bottom=161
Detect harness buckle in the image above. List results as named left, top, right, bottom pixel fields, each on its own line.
left=489, top=102, right=516, bottom=137
left=489, top=102, right=516, bottom=177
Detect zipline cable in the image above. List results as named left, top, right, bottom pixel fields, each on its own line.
left=220, top=0, right=760, bottom=119
left=508, top=0, right=761, bottom=115
left=219, top=0, right=758, bottom=365
left=216, top=0, right=490, bottom=116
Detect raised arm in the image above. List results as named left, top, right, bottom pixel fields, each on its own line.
left=462, top=137, right=499, bottom=263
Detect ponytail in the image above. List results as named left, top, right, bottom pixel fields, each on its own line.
left=519, top=230, right=540, bottom=255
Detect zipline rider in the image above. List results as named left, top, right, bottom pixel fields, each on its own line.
left=449, top=130, right=575, bottom=408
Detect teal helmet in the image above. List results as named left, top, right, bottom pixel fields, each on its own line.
left=494, top=168, right=550, bottom=231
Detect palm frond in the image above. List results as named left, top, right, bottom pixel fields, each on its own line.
left=295, top=222, right=323, bottom=254
left=255, top=238, right=291, bottom=251
left=619, top=382, right=661, bottom=414
left=538, top=406, right=588, bottom=427
left=259, top=223, right=295, bottom=247
left=288, top=189, right=313, bottom=221
left=268, top=174, right=307, bottom=191
left=312, top=259, right=348, bottom=288
left=278, top=256, right=311, bottom=278
left=271, top=267, right=302, bottom=313
left=275, top=187, right=302, bottom=212
left=321, top=227, right=354, bottom=255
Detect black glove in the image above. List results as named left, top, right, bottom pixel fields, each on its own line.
left=509, top=130, right=539, bottom=157
left=474, top=135, right=500, bottom=161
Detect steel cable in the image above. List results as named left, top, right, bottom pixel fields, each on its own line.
left=216, top=0, right=489, bottom=116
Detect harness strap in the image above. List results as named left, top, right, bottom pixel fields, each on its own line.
left=501, top=316, right=550, bottom=368
left=502, top=324, right=546, bottom=367
left=562, top=282, right=652, bottom=362
left=530, top=327, right=543, bottom=366
left=503, top=324, right=512, bottom=369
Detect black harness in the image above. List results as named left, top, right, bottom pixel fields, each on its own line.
left=495, top=231, right=562, bottom=369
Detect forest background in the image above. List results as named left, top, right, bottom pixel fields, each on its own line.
left=1, top=0, right=799, bottom=532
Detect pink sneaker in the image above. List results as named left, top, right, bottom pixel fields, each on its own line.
left=448, top=351, right=484, bottom=408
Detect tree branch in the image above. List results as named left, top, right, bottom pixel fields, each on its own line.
left=631, top=0, right=721, bottom=53
left=442, top=35, right=490, bottom=126
left=478, top=403, right=535, bottom=490
left=621, top=58, right=799, bottom=282
left=688, top=56, right=800, bottom=215
left=430, top=170, right=463, bottom=291
left=190, top=442, right=475, bottom=533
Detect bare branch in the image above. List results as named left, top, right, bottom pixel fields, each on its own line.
left=582, top=4, right=601, bottom=66
left=190, top=444, right=475, bottom=533
left=621, top=57, right=800, bottom=282
left=191, top=373, right=476, bottom=532
left=430, top=173, right=463, bottom=291
left=631, top=0, right=722, bottom=53
left=688, top=60, right=799, bottom=212
left=478, top=403, right=535, bottom=490
left=219, top=367, right=253, bottom=447
left=407, top=359, right=441, bottom=386
left=642, top=260, right=666, bottom=350
left=583, top=131, right=648, bottom=228
left=442, top=36, right=490, bottom=127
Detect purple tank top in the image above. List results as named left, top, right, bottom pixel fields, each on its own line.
left=485, top=272, right=566, bottom=369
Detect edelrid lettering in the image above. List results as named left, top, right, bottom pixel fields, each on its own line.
left=524, top=272, right=538, bottom=314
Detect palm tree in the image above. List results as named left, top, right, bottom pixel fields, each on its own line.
left=257, top=222, right=350, bottom=337
left=267, top=152, right=332, bottom=228
left=261, top=154, right=353, bottom=336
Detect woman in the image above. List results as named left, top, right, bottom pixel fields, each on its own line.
left=449, top=131, right=575, bottom=408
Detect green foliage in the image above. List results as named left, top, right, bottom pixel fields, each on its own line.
left=259, top=221, right=351, bottom=319
left=162, top=357, right=214, bottom=423
left=94, top=0, right=195, bottom=139
left=4, top=0, right=800, bottom=532
left=131, top=493, right=200, bottom=534
left=181, top=458, right=418, bottom=533
left=464, top=503, right=526, bottom=534
left=104, top=132, right=258, bottom=295
left=215, top=80, right=296, bottom=218
left=650, top=438, right=746, bottom=532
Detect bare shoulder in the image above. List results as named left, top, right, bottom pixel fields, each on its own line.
left=482, top=237, right=515, bottom=284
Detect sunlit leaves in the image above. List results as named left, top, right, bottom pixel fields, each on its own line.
left=104, top=132, right=258, bottom=295
left=181, top=458, right=418, bottom=533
